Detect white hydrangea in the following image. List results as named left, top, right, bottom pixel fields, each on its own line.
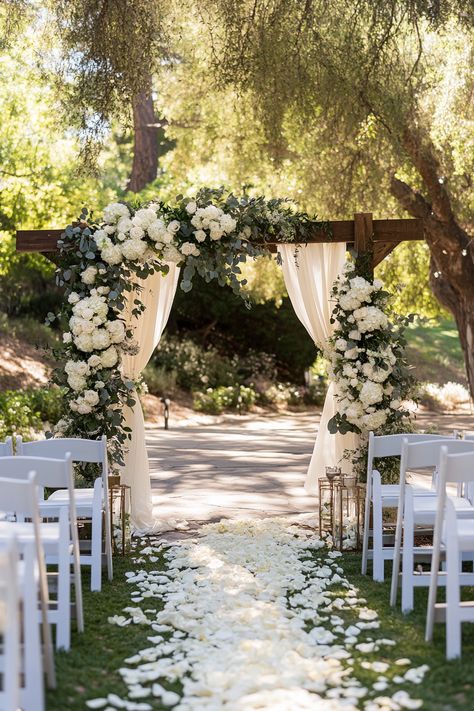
left=162, top=244, right=182, bottom=263
left=353, top=306, right=388, bottom=333
left=360, top=381, right=384, bottom=406
left=81, top=266, right=98, bottom=285
left=101, top=244, right=123, bottom=266
left=106, top=320, right=126, bottom=344
left=121, top=239, right=147, bottom=261
left=103, top=202, right=130, bottom=224
left=132, top=207, right=158, bottom=229
left=101, top=346, right=118, bottom=369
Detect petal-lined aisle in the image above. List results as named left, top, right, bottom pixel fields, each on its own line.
left=88, top=519, right=428, bottom=711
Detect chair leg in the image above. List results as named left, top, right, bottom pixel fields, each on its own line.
left=22, top=546, right=45, bottom=711
left=361, top=489, right=372, bottom=576
left=372, top=492, right=384, bottom=582
left=446, top=523, right=462, bottom=659
left=55, top=531, right=71, bottom=651
left=71, top=523, right=84, bottom=633
left=91, top=506, right=103, bottom=592
left=401, top=500, right=414, bottom=614
left=103, top=502, right=114, bottom=582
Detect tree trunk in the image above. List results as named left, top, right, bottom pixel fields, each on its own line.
left=127, top=82, right=159, bottom=193
left=390, top=131, right=474, bottom=397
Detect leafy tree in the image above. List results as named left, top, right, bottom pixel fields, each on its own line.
left=158, top=2, right=474, bottom=393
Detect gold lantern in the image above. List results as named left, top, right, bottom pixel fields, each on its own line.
left=108, top=475, right=132, bottom=555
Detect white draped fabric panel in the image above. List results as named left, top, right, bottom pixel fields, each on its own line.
left=277, top=243, right=357, bottom=494
left=120, top=264, right=180, bottom=532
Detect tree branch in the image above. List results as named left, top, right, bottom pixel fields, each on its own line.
left=389, top=176, right=431, bottom=219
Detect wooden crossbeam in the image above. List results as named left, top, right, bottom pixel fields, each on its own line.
left=15, top=214, right=424, bottom=275
left=16, top=217, right=423, bottom=252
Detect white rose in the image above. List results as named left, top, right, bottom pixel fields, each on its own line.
left=190, top=214, right=202, bottom=229
left=76, top=401, right=93, bottom=415
left=335, top=338, right=347, bottom=352
left=186, top=201, right=197, bottom=214
left=161, top=231, right=174, bottom=245
left=95, top=381, right=105, bottom=389
left=88, top=354, right=102, bottom=369
left=81, top=266, right=98, bottom=285
left=180, top=242, right=200, bottom=257
left=68, top=292, right=80, bottom=305
left=167, top=220, right=180, bottom=233
left=194, top=230, right=206, bottom=243
left=63, top=332, right=72, bottom=344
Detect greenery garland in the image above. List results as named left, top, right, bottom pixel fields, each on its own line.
left=48, top=188, right=323, bottom=478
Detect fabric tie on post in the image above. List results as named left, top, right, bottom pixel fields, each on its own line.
left=120, top=264, right=180, bottom=532
left=278, top=243, right=357, bottom=494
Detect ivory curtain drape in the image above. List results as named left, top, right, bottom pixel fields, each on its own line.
left=120, top=265, right=180, bottom=532
left=277, top=243, right=357, bottom=494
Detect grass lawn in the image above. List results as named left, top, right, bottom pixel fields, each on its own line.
left=47, top=546, right=474, bottom=711
left=405, top=318, right=466, bottom=385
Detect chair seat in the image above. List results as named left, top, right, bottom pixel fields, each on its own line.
left=0, top=521, right=61, bottom=551
left=48, top=488, right=95, bottom=515
left=443, top=517, right=474, bottom=549
left=381, top=483, right=435, bottom=507
left=413, top=495, right=473, bottom=525
left=49, top=488, right=94, bottom=502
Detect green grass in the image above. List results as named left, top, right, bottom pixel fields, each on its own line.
left=341, top=555, right=474, bottom=710
left=47, top=555, right=178, bottom=711
left=47, top=548, right=474, bottom=710
left=405, top=318, right=466, bottom=385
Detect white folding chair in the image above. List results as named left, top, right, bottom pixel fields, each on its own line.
left=17, top=436, right=113, bottom=591
left=0, top=474, right=55, bottom=710
left=390, top=438, right=474, bottom=612
left=426, top=448, right=474, bottom=659
left=0, top=438, right=13, bottom=457
left=0, top=535, right=20, bottom=711
left=0, top=455, right=83, bottom=649
left=361, top=432, right=453, bottom=581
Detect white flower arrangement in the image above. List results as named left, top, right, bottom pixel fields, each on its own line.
left=328, top=263, right=415, bottom=437
left=50, top=189, right=321, bottom=477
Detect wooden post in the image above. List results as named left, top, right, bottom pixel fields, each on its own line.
left=354, top=212, right=374, bottom=280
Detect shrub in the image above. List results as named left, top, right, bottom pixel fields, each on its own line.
left=0, top=387, right=64, bottom=440
left=153, top=335, right=237, bottom=391
left=193, top=385, right=256, bottom=414
left=143, top=363, right=177, bottom=396
left=419, top=381, right=470, bottom=411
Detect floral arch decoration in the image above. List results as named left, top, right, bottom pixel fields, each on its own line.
left=49, top=189, right=324, bottom=471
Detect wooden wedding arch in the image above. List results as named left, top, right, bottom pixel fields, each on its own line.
left=16, top=212, right=424, bottom=275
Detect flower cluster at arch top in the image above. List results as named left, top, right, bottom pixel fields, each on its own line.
left=50, top=189, right=318, bottom=474
left=327, top=263, right=415, bottom=437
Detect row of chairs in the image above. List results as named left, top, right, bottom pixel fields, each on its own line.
left=362, top=431, right=474, bottom=658
left=0, top=435, right=114, bottom=710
